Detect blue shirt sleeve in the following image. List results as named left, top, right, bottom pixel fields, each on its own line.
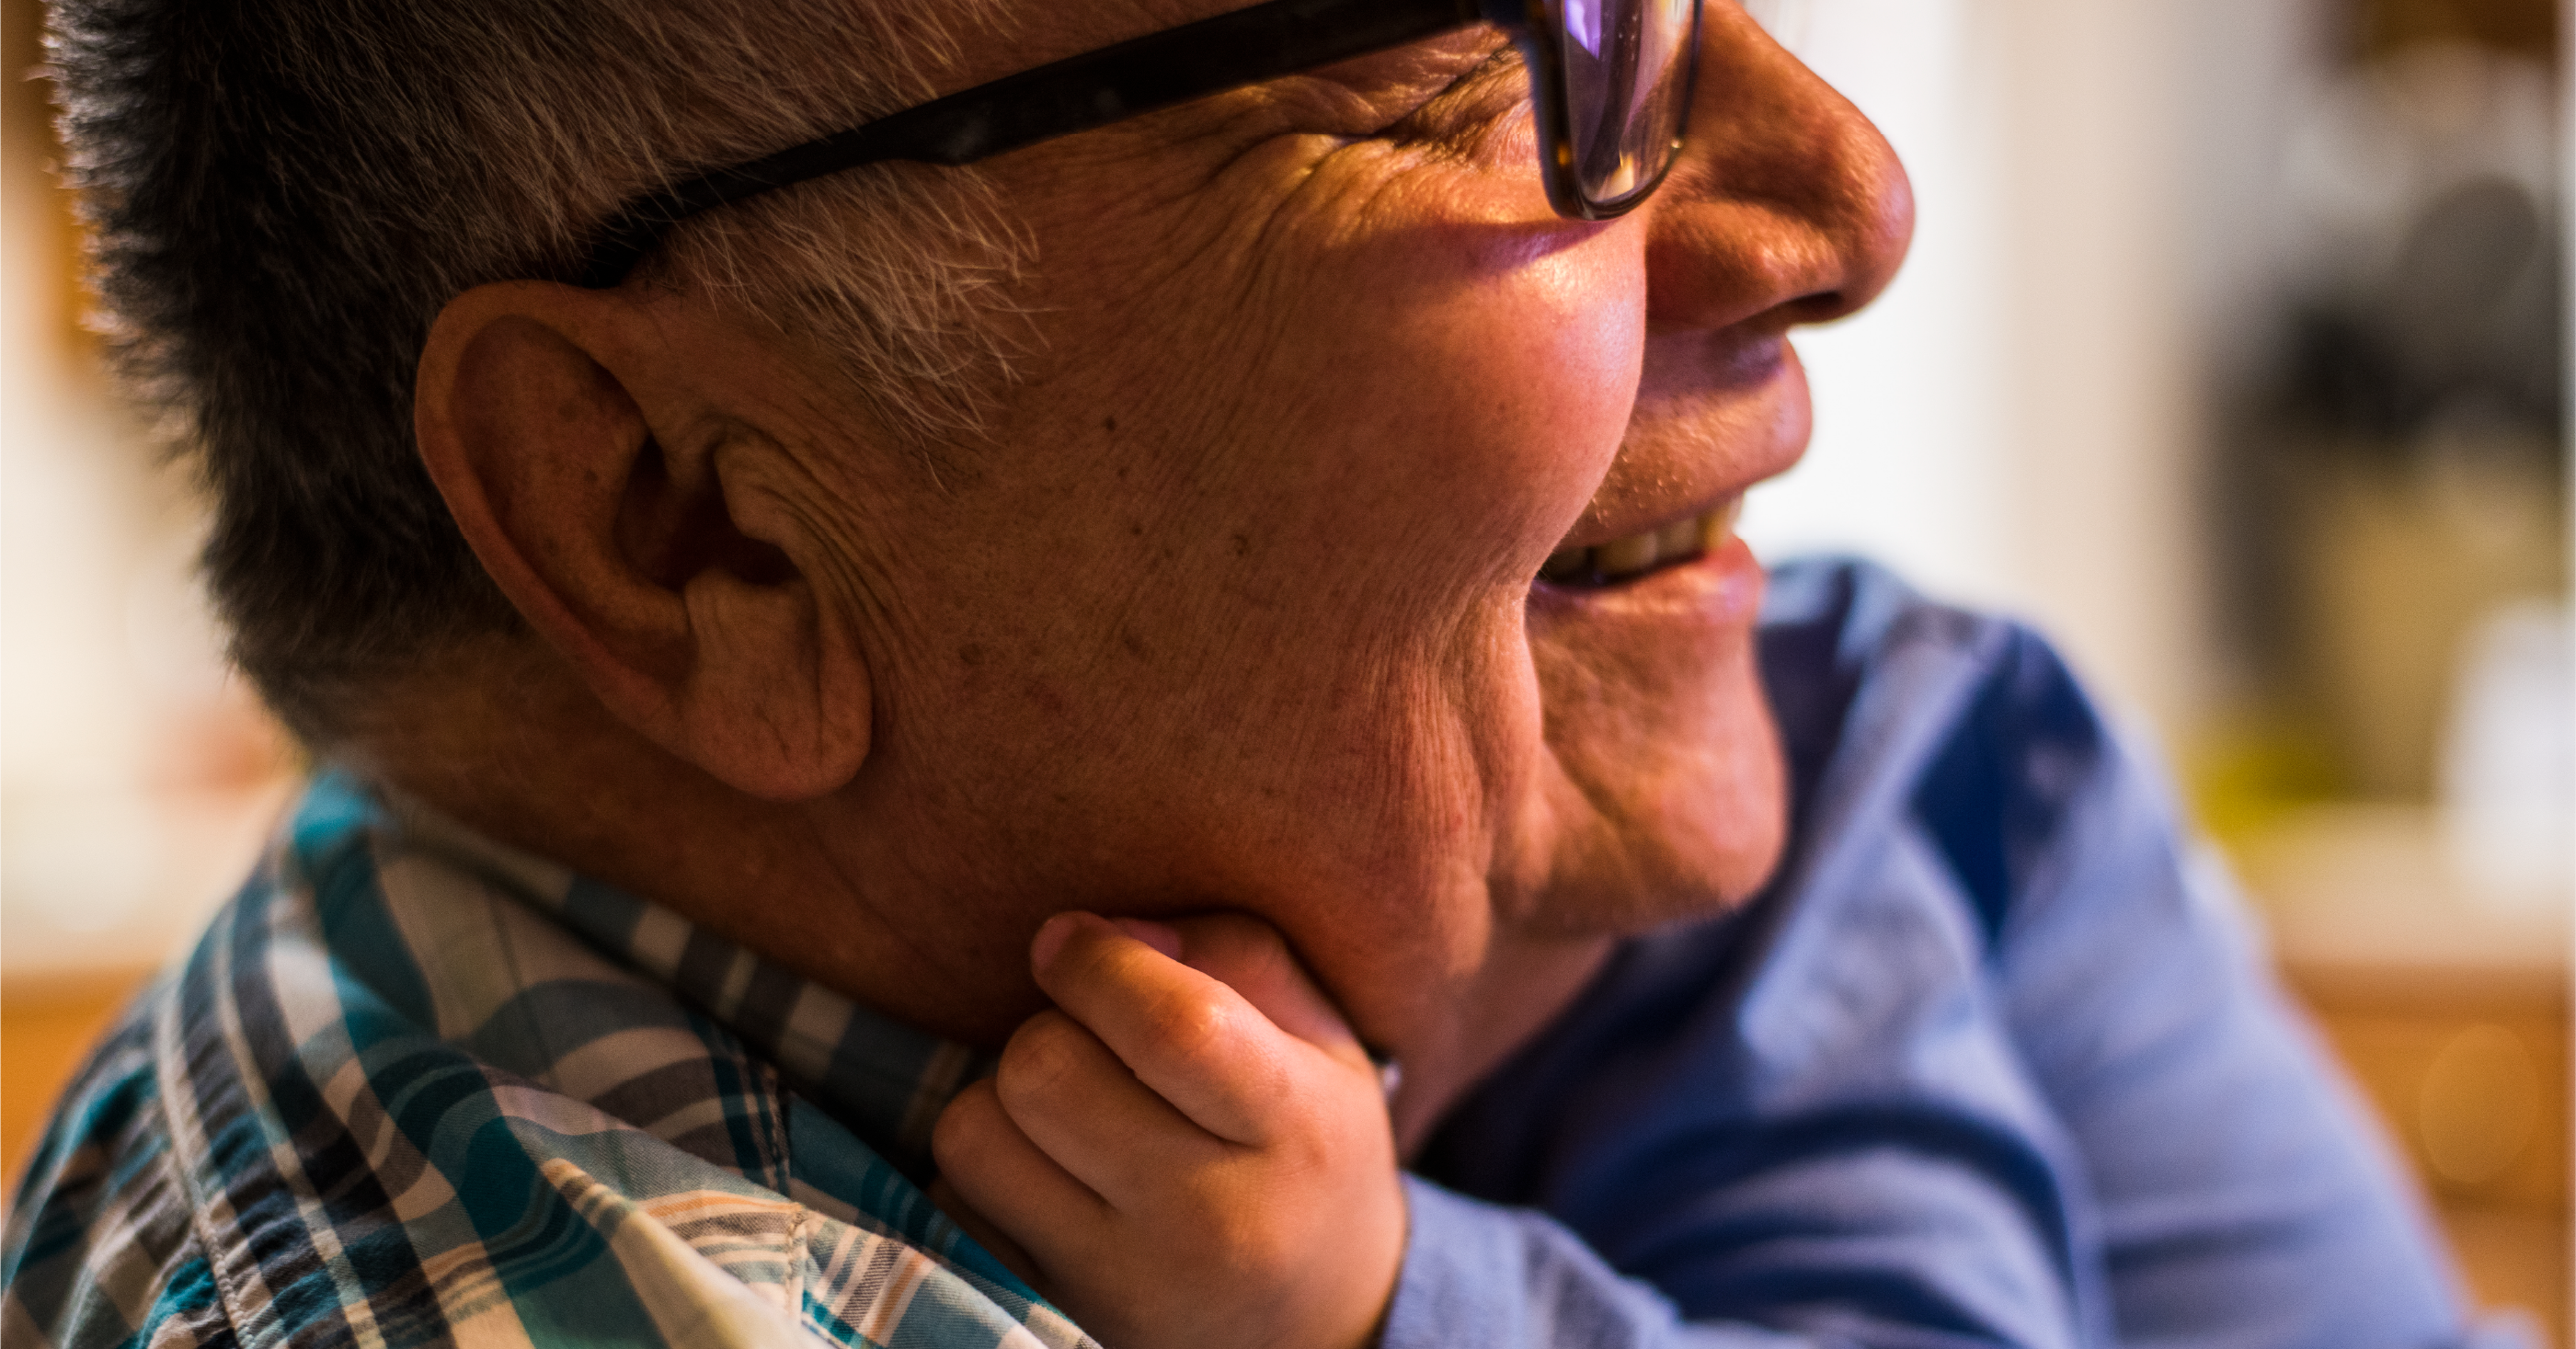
left=1971, top=632, right=2489, bottom=1345
left=1384, top=561, right=2521, bottom=1349
left=1386, top=1177, right=1835, bottom=1349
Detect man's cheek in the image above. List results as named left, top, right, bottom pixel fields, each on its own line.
left=1417, top=242, right=1647, bottom=498
left=1311, top=217, right=1645, bottom=497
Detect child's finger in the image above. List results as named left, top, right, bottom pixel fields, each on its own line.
left=1030, top=913, right=1307, bottom=1145
left=930, top=1079, right=1109, bottom=1277
left=922, top=1175, right=1043, bottom=1290
left=992, top=1008, right=1228, bottom=1202
left=1155, top=913, right=1372, bottom=1071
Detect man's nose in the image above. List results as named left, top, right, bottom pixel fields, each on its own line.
left=1642, top=0, right=1915, bottom=334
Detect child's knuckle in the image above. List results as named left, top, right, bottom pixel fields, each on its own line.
left=999, top=1012, right=1088, bottom=1096
left=931, top=1085, right=1002, bottom=1160
left=1142, top=987, right=1233, bottom=1062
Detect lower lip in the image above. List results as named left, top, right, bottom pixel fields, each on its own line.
left=1529, top=532, right=1765, bottom=625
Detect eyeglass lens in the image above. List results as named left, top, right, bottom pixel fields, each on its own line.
left=1554, top=0, right=1695, bottom=209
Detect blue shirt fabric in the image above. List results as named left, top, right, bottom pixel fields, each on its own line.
left=1385, top=558, right=2509, bottom=1348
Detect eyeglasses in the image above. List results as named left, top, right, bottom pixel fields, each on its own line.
left=577, top=0, right=1704, bottom=289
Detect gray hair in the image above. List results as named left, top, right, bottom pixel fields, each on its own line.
left=48, top=0, right=1025, bottom=741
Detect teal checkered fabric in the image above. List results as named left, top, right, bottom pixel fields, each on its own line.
left=4, top=772, right=1094, bottom=1349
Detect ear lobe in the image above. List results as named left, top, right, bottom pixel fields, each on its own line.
left=413, top=281, right=873, bottom=802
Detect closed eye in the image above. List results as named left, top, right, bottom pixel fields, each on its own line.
left=1379, top=37, right=1530, bottom=163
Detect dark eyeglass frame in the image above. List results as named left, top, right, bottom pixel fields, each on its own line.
left=577, top=0, right=1702, bottom=289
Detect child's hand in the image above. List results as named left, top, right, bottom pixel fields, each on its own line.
left=930, top=911, right=1406, bottom=1349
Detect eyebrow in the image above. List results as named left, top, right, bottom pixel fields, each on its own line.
left=578, top=0, right=1489, bottom=287
left=1366, top=35, right=1527, bottom=162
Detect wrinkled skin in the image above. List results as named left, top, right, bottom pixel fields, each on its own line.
left=396, top=0, right=1913, bottom=1314
left=867, top=6, right=1912, bottom=1135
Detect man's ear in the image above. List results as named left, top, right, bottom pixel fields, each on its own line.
left=414, top=280, right=871, bottom=802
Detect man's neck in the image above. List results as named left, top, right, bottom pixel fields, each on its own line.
left=348, top=636, right=1619, bottom=1157
left=347, top=636, right=1054, bottom=1049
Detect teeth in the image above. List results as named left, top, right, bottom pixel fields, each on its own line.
left=1702, top=496, right=1744, bottom=550
left=1596, top=532, right=1660, bottom=576
left=1537, top=499, right=1742, bottom=587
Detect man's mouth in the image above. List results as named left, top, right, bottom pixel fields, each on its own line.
left=1536, top=497, right=1745, bottom=589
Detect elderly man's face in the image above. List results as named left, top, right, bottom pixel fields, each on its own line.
left=778, top=1, right=1907, bottom=1079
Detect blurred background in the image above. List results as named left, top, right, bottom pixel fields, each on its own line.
left=2, top=0, right=2569, bottom=1332
left=1739, top=0, right=2570, bottom=1331
left=2, top=0, right=305, bottom=1207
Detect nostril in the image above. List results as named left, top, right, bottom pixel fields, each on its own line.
left=1647, top=40, right=1918, bottom=336
left=1783, top=289, right=1852, bottom=325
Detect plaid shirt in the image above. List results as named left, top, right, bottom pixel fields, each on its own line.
left=3, top=772, right=1098, bottom=1349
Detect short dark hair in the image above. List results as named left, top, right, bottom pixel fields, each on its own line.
left=49, top=0, right=1022, bottom=740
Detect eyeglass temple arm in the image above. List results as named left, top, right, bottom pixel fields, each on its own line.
left=578, top=0, right=1520, bottom=287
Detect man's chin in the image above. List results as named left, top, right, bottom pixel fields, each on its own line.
left=1519, top=552, right=1788, bottom=936
left=1517, top=694, right=1789, bottom=939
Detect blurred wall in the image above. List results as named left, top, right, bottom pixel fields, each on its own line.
left=1744, top=0, right=2211, bottom=748
left=0, top=0, right=296, bottom=989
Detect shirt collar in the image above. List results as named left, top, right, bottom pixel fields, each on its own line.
left=145, top=770, right=1083, bottom=1347
left=373, top=775, right=992, bottom=1180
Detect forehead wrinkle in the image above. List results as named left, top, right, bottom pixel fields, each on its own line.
left=1033, top=21, right=1520, bottom=204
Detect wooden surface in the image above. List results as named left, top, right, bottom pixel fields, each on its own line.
left=2290, top=966, right=2570, bottom=1346
left=2239, top=803, right=2570, bottom=1346
left=2, top=971, right=151, bottom=1208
